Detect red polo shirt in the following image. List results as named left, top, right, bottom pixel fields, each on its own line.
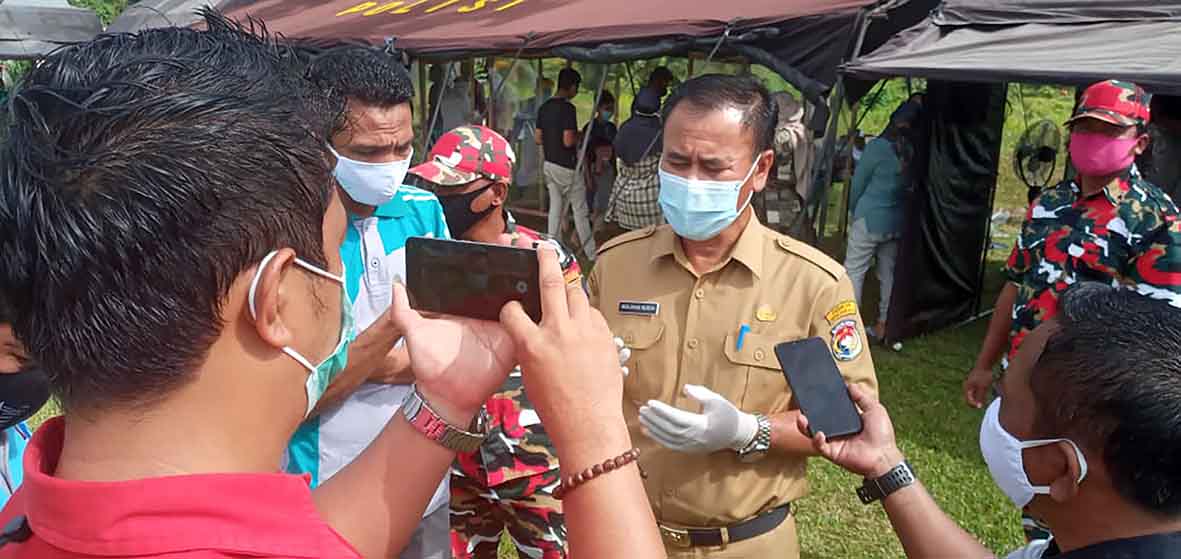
left=0, top=417, right=361, bottom=558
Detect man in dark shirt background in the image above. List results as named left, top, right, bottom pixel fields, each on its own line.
left=537, top=68, right=596, bottom=258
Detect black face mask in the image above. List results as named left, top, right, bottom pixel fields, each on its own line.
left=0, top=366, right=50, bottom=430
left=439, top=184, right=496, bottom=238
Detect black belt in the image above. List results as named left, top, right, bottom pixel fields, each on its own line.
left=658, top=503, right=790, bottom=548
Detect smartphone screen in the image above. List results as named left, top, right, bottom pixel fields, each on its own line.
left=774, top=337, right=863, bottom=439
left=405, top=236, right=541, bottom=322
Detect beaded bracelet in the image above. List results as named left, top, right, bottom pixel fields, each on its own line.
left=553, top=448, right=642, bottom=500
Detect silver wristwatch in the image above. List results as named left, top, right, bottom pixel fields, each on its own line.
left=737, top=413, right=772, bottom=463
left=400, top=385, right=488, bottom=453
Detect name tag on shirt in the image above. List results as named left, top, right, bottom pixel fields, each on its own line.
left=619, top=301, right=660, bottom=317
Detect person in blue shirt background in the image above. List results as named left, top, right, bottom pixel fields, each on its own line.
left=843, top=101, right=919, bottom=341
left=0, top=300, right=50, bottom=507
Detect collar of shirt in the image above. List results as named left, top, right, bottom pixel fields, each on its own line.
left=1052, top=531, right=1181, bottom=558
left=7, top=417, right=360, bottom=558
left=649, top=215, right=765, bottom=279
left=1069, top=166, right=1139, bottom=206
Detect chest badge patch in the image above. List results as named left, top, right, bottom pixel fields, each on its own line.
left=618, top=301, right=660, bottom=317
left=825, top=300, right=859, bottom=325
left=756, top=305, right=777, bottom=322
left=830, top=319, right=863, bottom=362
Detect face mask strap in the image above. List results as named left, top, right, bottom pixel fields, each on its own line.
left=293, top=257, right=345, bottom=284
left=1020, top=437, right=1090, bottom=485
left=328, top=144, right=415, bottom=168
left=248, top=250, right=282, bottom=320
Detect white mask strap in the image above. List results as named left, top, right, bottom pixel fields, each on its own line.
left=248, top=252, right=344, bottom=320
left=1020, top=438, right=1090, bottom=489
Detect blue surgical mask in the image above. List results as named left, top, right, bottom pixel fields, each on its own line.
left=601, top=110, right=614, bottom=122
left=658, top=158, right=759, bottom=241
left=329, top=145, right=413, bottom=207
left=248, top=250, right=355, bottom=417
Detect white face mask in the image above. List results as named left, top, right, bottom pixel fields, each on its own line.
left=329, top=145, right=413, bottom=207
left=979, top=398, right=1088, bottom=508
left=248, top=251, right=355, bottom=417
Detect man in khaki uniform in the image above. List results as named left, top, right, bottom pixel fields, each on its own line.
left=589, top=74, right=878, bottom=558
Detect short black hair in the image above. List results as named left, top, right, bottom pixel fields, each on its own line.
left=558, top=68, right=581, bottom=91
left=1032, top=283, right=1181, bottom=516
left=0, top=11, right=340, bottom=411
left=662, top=73, right=777, bottom=157
left=649, top=66, right=674, bottom=85
left=597, top=90, right=616, bottom=108
left=307, top=45, right=414, bottom=121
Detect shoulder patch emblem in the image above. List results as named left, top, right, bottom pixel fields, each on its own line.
left=824, top=300, right=858, bottom=325
left=830, top=319, right=863, bottom=362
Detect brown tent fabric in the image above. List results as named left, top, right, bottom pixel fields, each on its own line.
left=0, top=0, right=103, bottom=59
left=114, top=0, right=871, bottom=55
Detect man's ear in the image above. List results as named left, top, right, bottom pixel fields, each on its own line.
left=491, top=181, right=509, bottom=207
left=752, top=149, right=775, bottom=194
left=1133, top=132, right=1151, bottom=156
left=249, top=248, right=298, bottom=350
left=1047, top=440, right=1085, bottom=503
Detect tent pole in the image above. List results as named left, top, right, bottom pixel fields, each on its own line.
left=427, top=62, right=455, bottom=148
left=571, top=65, right=610, bottom=258
left=837, top=99, right=859, bottom=244
left=613, top=70, right=622, bottom=126
left=536, top=58, right=546, bottom=212
left=418, top=60, right=428, bottom=158
left=810, top=78, right=846, bottom=246
left=486, top=56, right=496, bottom=129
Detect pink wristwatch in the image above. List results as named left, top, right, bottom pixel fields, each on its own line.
left=400, top=385, right=487, bottom=453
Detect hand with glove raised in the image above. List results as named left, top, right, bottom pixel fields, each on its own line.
left=639, top=384, right=759, bottom=454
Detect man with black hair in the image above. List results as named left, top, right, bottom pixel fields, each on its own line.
left=537, top=67, right=596, bottom=258
left=807, top=283, right=1181, bottom=558
left=589, top=74, right=878, bottom=557
left=645, top=66, right=675, bottom=100
left=300, top=45, right=454, bottom=559
left=0, top=13, right=666, bottom=559
left=1142, top=93, right=1181, bottom=200
left=0, top=301, right=45, bottom=509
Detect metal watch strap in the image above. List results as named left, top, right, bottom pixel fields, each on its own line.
left=737, top=414, right=772, bottom=463
left=400, top=385, right=487, bottom=453
left=857, top=460, right=916, bottom=504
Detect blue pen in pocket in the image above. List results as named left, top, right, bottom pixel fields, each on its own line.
left=736, top=323, right=751, bottom=351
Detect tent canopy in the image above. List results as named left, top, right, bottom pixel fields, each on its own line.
left=0, top=0, right=103, bottom=59
left=111, top=0, right=884, bottom=98
left=845, top=0, right=1181, bottom=94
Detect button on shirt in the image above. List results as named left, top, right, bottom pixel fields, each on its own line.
left=589, top=217, right=879, bottom=527
left=286, top=184, right=452, bottom=515
left=0, top=418, right=361, bottom=558
left=1004, top=168, right=1181, bottom=361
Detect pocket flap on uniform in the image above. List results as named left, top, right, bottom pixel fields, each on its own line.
left=723, top=332, right=781, bottom=371
left=619, top=321, right=665, bottom=350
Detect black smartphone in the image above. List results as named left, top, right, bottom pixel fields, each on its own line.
left=405, top=236, right=541, bottom=322
left=774, top=337, right=863, bottom=439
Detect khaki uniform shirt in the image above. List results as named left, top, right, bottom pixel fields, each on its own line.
left=589, top=217, right=879, bottom=527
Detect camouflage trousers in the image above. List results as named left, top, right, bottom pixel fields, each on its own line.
left=449, top=467, right=567, bottom=559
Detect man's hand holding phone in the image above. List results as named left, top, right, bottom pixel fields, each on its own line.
left=798, top=384, right=904, bottom=479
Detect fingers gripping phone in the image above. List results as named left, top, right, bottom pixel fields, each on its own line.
left=774, top=337, right=863, bottom=439
left=405, top=236, right=541, bottom=322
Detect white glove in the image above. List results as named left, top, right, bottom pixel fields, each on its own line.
left=614, top=336, right=632, bottom=377
left=639, top=384, right=759, bottom=454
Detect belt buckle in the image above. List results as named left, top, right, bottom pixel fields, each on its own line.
left=659, top=525, right=692, bottom=548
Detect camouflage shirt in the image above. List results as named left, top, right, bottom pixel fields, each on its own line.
left=454, top=216, right=579, bottom=486
left=1004, top=167, right=1181, bottom=360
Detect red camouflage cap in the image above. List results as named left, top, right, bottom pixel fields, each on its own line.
left=409, top=125, right=516, bottom=187
left=1067, top=79, right=1151, bottom=128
